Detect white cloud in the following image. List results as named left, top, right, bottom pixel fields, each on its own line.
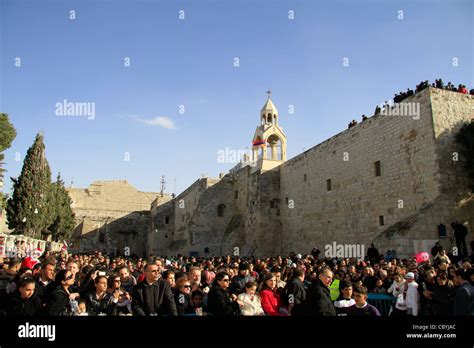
left=136, top=116, right=176, bottom=129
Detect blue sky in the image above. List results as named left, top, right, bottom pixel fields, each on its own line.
left=1, top=0, right=472, bottom=195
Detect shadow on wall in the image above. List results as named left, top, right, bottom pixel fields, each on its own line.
left=70, top=211, right=150, bottom=258
left=148, top=166, right=283, bottom=258
left=373, top=121, right=473, bottom=257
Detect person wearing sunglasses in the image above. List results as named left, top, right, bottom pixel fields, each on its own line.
left=131, top=263, right=177, bottom=316
left=174, top=276, right=193, bottom=315
left=44, top=269, right=79, bottom=315
left=207, top=272, right=242, bottom=316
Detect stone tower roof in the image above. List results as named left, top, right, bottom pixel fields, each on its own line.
left=260, top=98, right=278, bottom=114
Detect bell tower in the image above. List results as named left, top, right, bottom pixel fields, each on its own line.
left=252, top=91, right=287, bottom=162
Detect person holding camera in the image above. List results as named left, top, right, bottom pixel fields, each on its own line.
left=44, top=269, right=80, bottom=316
left=85, top=275, right=119, bottom=316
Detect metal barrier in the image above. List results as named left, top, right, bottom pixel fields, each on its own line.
left=367, top=293, right=395, bottom=316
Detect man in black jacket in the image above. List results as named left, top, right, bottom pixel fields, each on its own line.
left=301, top=267, right=336, bottom=316
left=453, top=268, right=474, bottom=315
left=132, top=263, right=177, bottom=316
left=35, top=261, right=56, bottom=302
left=284, top=267, right=306, bottom=315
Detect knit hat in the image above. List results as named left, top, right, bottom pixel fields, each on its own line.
left=405, top=272, right=415, bottom=279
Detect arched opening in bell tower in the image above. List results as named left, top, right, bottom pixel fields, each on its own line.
left=267, top=134, right=282, bottom=160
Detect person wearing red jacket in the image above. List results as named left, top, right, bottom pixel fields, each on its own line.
left=458, top=84, right=468, bottom=94
left=259, top=273, right=289, bottom=316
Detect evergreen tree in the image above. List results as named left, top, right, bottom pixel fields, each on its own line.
left=0, top=113, right=17, bottom=183
left=6, top=133, right=54, bottom=238
left=49, top=173, right=75, bottom=241
left=455, top=120, right=474, bottom=191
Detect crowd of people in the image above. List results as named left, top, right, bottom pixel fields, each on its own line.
left=348, top=78, right=473, bottom=129
left=0, top=242, right=473, bottom=317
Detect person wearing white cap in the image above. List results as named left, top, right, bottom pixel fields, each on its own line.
left=405, top=272, right=419, bottom=316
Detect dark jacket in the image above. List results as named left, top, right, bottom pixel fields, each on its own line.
left=6, top=292, right=43, bottom=316
left=0, top=270, right=16, bottom=289
left=284, top=278, right=306, bottom=315
left=79, top=279, right=96, bottom=298
left=362, top=275, right=377, bottom=292
left=0, top=270, right=16, bottom=314
left=432, top=284, right=455, bottom=316
left=229, top=274, right=254, bottom=295
left=34, top=277, right=55, bottom=303
left=207, top=286, right=241, bottom=316
left=174, top=291, right=193, bottom=316
left=45, top=287, right=71, bottom=316
left=85, top=291, right=117, bottom=316
left=132, top=279, right=177, bottom=316
left=453, top=282, right=474, bottom=316
left=301, top=278, right=336, bottom=316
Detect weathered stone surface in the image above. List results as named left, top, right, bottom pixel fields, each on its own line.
left=67, top=180, right=167, bottom=256
left=148, top=88, right=473, bottom=258
left=66, top=89, right=473, bottom=259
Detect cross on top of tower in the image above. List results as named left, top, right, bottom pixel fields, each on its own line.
left=266, top=90, right=272, bottom=99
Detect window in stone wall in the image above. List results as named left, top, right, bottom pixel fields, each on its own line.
left=374, top=161, right=382, bottom=177
left=217, top=204, right=226, bottom=217
left=235, top=190, right=239, bottom=199
left=379, top=215, right=385, bottom=226
left=327, top=178, right=332, bottom=192
left=204, top=247, right=210, bottom=253
left=285, top=197, right=289, bottom=205
left=182, top=215, right=185, bottom=222
left=304, top=174, right=307, bottom=182
left=270, top=198, right=279, bottom=210
left=164, top=216, right=170, bottom=224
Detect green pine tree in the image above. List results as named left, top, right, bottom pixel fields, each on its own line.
left=0, top=113, right=17, bottom=183
left=49, top=173, right=76, bottom=242
left=6, top=133, right=55, bottom=238
left=455, top=120, right=474, bottom=191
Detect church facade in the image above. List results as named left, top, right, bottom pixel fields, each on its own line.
left=66, top=87, right=473, bottom=258
left=147, top=87, right=473, bottom=258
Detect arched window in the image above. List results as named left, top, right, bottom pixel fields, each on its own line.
left=267, top=134, right=282, bottom=160
left=164, top=216, right=170, bottom=224
left=217, top=204, right=226, bottom=217
left=267, top=114, right=272, bottom=123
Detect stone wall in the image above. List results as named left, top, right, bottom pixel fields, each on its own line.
left=149, top=164, right=282, bottom=258
left=148, top=88, right=473, bottom=258
left=279, top=87, right=473, bottom=257
left=67, top=180, right=165, bottom=256
left=374, top=88, right=473, bottom=255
